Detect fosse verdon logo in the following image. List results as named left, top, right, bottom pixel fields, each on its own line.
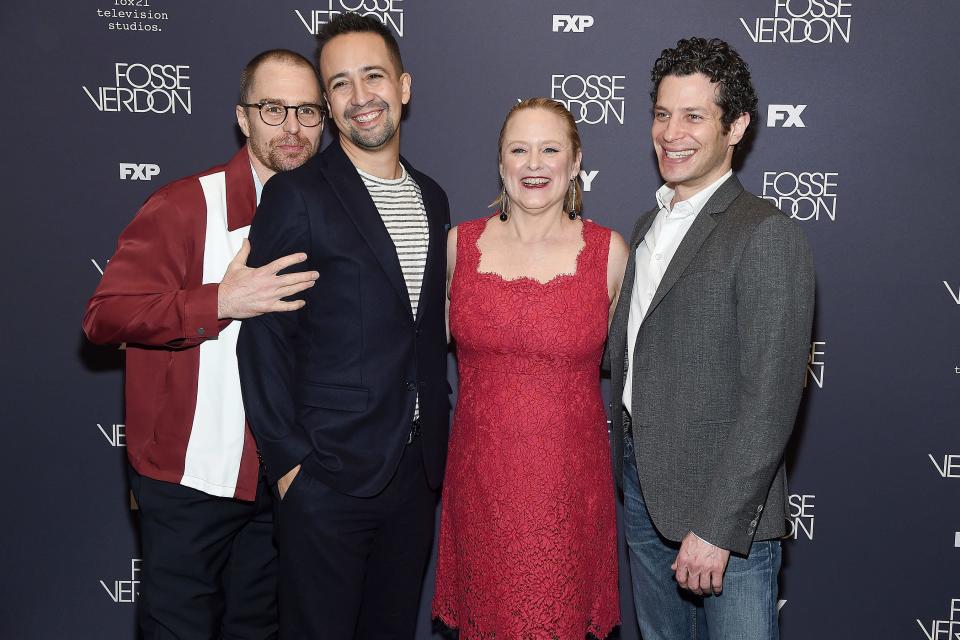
left=741, top=0, right=852, bottom=44
left=551, top=75, right=625, bottom=125
left=928, top=453, right=959, bottom=479
left=83, top=63, right=191, bottom=114
left=916, top=598, right=959, bottom=640
left=805, top=340, right=825, bottom=389
left=296, top=1, right=404, bottom=37
left=786, top=493, right=814, bottom=540
left=91, top=258, right=109, bottom=276
left=943, top=281, right=960, bottom=305
left=762, top=171, right=838, bottom=221
left=101, top=559, right=141, bottom=603
left=98, top=423, right=126, bottom=447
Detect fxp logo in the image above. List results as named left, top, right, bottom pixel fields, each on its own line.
left=120, top=163, right=160, bottom=181
left=552, top=15, right=594, bottom=32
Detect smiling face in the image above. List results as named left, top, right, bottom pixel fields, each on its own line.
left=319, top=31, right=410, bottom=154
left=499, top=107, right=582, bottom=217
left=236, top=58, right=323, bottom=183
left=652, top=73, right=748, bottom=202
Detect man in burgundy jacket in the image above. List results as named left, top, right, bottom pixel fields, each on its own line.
left=83, top=49, right=323, bottom=639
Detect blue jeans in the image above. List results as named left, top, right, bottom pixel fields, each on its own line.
left=623, top=434, right=781, bottom=640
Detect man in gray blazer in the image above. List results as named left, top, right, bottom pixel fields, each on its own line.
left=608, top=38, right=814, bottom=639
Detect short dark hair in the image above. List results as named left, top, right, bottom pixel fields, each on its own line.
left=314, top=12, right=404, bottom=82
left=650, top=37, right=758, bottom=136
left=238, top=49, right=320, bottom=104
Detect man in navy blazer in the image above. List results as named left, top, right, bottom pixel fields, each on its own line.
left=237, top=13, right=450, bottom=639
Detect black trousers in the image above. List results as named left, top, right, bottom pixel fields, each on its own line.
left=129, top=466, right=278, bottom=640
left=276, top=437, right=438, bottom=640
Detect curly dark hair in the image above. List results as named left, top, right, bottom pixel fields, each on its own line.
left=650, top=37, right=758, bottom=136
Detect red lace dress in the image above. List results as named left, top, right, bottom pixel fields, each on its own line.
left=433, top=216, right=619, bottom=639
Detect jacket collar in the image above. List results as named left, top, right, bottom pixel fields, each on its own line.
left=641, top=174, right=744, bottom=322
left=318, top=141, right=443, bottom=322
left=224, top=145, right=257, bottom=231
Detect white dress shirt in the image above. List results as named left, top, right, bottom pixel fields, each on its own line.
left=251, top=163, right=264, bottom=204
left=622, top=170, right=732, bottom=415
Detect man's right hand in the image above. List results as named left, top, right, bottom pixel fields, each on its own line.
left=277, top=464, right=301, bottom=500
left=217, top=239, right=319, bottom=320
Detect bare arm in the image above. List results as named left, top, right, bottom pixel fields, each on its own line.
left=606, top=230, right=629, bottom=327
left=445, top=225, right=458, bottom=344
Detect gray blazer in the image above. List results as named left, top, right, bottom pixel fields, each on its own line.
left=608, top=175, right=814, bottom=556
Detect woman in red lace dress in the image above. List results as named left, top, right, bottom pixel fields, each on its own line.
left=432, top=98, right=629, bottom=639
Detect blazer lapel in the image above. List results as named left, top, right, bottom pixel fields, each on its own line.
left=322, top=143, right=411, bottom=316
left=608, top=207, right=658, bottom=386
left=610, top=207, right=656, bottom=342
left=642, top=175, right=743, bottom=324
left=404, top=160, right=442, bottom=325
left=631, top=209, right=657, bottom=250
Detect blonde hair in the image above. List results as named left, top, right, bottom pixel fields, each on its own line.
left=491, top=97, right=583, bottom=215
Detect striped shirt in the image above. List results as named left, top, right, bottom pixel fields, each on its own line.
left=358, top=165, right=429, bottom=422
left=357, top=166, right=429, bottom=317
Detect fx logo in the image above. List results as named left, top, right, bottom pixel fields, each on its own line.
left=119, top=163, right=160, bottom=180
left=766, top=104, right=806, bottom=127
left=552, top=15, right=594, bottom=32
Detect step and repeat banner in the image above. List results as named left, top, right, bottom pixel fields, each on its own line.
left=2, top=1, right=958, bottom=638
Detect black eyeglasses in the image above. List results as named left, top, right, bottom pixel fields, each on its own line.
left=239, top=101, right=324, bottom=127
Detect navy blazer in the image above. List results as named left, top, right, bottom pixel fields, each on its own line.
left=238, top=141, right=451, bottom=497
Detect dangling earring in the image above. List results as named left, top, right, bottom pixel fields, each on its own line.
left=566, top=178, right=578, bottom=220
left=499, top=187, right=509, bottom=222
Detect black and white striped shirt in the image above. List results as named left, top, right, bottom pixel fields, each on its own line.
left=358, top=166, right=429, bottom=422
left=357, top=166, right=429, bottom=317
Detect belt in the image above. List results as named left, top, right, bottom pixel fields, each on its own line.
left=406, top=417, right=422, bottom=445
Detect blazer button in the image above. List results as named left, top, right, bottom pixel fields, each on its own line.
left=406, top=381, right=416, bottom=391
left=197, top=327, right=205, bottom=335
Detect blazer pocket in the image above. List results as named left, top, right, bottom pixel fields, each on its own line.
left=629, top=406, right=657, bottom=429
left=299, top=382, right=369, bottom=413
left=280, top=466, right=308, bottom=502
left=677, top=268, right=722, bottom=282
left=676, top=268, right=730, bottom=303
left=688, top=418, right=735, bottom=431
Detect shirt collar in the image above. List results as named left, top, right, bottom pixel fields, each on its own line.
left=655, top=170, right=734, bottom=219
left=356, top=163, right=407, bottom=184
left=250, top=163, right=264, bottom=205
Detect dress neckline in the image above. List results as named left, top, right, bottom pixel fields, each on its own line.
left=473, top=215, right=590, bottom=287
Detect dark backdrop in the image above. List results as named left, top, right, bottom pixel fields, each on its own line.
left=2, top=1, right=958, bottom=638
